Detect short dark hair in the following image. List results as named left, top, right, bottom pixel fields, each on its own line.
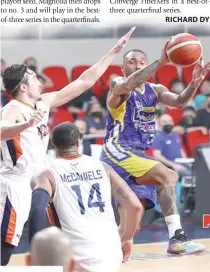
left=52, top=122, right=80, bottom=149
left=123, top=49, right=147, bottom=59
left=2, top=64, right=28, bottom=97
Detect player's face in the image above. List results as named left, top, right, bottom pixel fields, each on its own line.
left=26, top=70, right=42, bottom=100
left=122, top=51, right=148, bottom=77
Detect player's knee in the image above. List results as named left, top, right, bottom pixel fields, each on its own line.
left=170, top=169, right=179, bottom=182
left=155, top=166, right=178, bottom=186
left=165, top=169, right=179, bottom=186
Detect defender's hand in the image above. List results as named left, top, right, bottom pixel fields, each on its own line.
left=27, top=109, right=46, bottom=127
left=112, top=26, right=136, bottom=54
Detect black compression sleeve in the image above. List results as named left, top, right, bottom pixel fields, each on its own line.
left=28, top=188, right=50, bottom=244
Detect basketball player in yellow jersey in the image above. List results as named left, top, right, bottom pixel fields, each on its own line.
left=0, top=26, right=135, bottom=266
left=101, top=42, right=210, bottom=254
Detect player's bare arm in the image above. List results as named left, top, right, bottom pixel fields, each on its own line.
left=29, top=169, right=56, bottom=242
left=155, top=59, right=210, bottom=108
left=107, top=39, right=171, bottom=109
left=0, top=104, right=45, bottom=141
left=40, top=27, right=136, bottom=110
left=112, top=60, right=162, bottom=96
left=102, top=163, right=142, bottom=241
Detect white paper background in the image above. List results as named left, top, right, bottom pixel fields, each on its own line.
left=1, top=0, right=210, bottom=26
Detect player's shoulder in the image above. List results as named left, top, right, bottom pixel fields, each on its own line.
left=149, top=83, right=168, bottom=93
left=1, top=100, right=20, bottom=110
left=36, top=99, right=50, bottom=111
left=80, top=155, right=107, bottom=169
left=0, top=101, right=22, bottom=119
left=149, top=83, right=162, bottom=89
left=82, top=154, right=102, bottom=163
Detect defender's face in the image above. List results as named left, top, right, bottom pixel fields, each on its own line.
left=122, top=51, right=148, bottom=77
left=26, top=70, right=42, bottom=100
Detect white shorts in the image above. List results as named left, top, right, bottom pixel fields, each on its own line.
left=0, top=171, right=33, bottom=246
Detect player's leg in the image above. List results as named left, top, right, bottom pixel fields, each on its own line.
left=0, top=174, right=32, bottom=265
left=136, top=164, right=205, bottom=255
left=102, top=143, right=205, bottom=255
left=0, top=176, right=15, bottom=265
left=101, top=144, right=157, bottom=219
left=1, top=240, right=15, bottom=266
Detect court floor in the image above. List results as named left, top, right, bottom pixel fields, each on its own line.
left=9, top=239, right=210, bottom=272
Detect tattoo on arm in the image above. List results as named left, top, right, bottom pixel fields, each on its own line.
left=126, top=59, right=161, bottom=88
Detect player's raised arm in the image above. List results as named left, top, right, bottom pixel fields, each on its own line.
left=40, top=27, right=135, bottom=109
left=109, top=39, right=171, bottom=96
left=155, top=59, right=210, bottom=109
left=28, top=169, right=56, bottom=243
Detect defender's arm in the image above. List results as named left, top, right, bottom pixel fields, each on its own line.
left=28, top=169, right=56, bottom=243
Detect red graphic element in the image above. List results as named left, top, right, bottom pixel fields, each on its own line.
left=203, top=214, right=210, bottom=228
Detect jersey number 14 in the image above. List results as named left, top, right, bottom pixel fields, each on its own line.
left=71, top=183, right=105, bottom=215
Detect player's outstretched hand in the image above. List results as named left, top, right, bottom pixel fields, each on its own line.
left=192, top=57, right=210, bottom=89
left=121, top=239, right=133, bottom=263
left=159, top=36, right=174, bottom=65
left=111, top=26, right=136, bottom=54
left=27, top=109, right=46, bottom=127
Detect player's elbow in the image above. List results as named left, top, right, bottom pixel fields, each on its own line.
left=175, top=98, right=187, bottom=109
left=0, top=130, right=13, bottom=141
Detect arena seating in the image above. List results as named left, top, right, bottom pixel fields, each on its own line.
left=43, top=66, right=70, bottom=92
left=185, top=130, right=210, bottom=157
left=155, top=64, right=179, bottom=89
left=167, top=108, right=183, bottom=126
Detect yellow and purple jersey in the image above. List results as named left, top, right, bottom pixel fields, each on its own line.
left=101, top=83, right=159, bottom=210
left=104, top=82, right=157, bottom=150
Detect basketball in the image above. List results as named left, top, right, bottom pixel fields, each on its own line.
left=166, top=33, right=202, bottom=67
